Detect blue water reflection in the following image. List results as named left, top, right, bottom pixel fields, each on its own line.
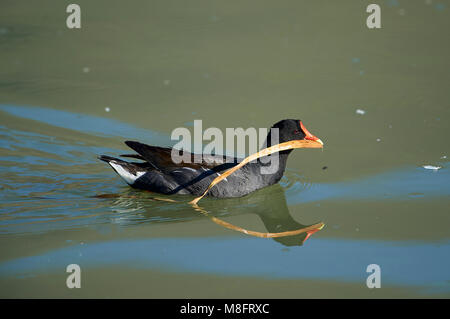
left=0, top=104, right=170, bottom=144
left=286, top=166, right=450, bottom=205
left=0, top=236, right=448, bottom=293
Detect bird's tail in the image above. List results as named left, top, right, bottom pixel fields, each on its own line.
left=98, top=155, right=146, bottom=185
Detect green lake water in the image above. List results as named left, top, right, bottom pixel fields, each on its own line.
left=0, top=0, right=449, bottom=298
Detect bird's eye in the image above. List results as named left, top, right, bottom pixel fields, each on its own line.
left=293, top=129, right=300, bottom=134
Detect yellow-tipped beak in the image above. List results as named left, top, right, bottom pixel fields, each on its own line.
left=300, top=121, right=323, bottom=147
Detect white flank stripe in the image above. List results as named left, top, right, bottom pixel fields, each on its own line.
left=110, top=162, right=145, bottom=184
left=216, top=172, right=228, bottom=182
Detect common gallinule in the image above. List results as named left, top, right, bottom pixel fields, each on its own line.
left=99, top=119, right=323, bottom=198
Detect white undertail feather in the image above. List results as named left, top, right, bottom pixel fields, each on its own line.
left=109, top=162, right=145, bottom=184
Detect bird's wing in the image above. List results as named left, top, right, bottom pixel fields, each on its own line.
left=124, top=141, right=238, bottom=171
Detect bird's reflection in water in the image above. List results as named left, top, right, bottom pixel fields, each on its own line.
left=100, top=184, right=324, bottom=247
left=252, top=186, right=323, bottom=246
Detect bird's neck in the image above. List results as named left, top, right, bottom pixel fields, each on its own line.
left=257, top=150, right=291, bottom=185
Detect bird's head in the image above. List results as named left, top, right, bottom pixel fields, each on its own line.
left=266, top=119, right=323, bottom=148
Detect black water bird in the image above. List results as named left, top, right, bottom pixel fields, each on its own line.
left=99, top=119, right=323, bottom=198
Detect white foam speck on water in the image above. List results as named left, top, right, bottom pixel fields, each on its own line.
left=355, top=109, right=366, bottom=115
left=441, top=155, right=447, bottom=159
left=105, top=107, right=110, bottom=112
left=82, top=67, right=90, bottom=73
left=376, top=138, right=381, bottom=142
left=422, top=165, right=442, bottom=171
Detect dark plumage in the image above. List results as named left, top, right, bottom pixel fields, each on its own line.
left=99, top=119, right=322, bottom=198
